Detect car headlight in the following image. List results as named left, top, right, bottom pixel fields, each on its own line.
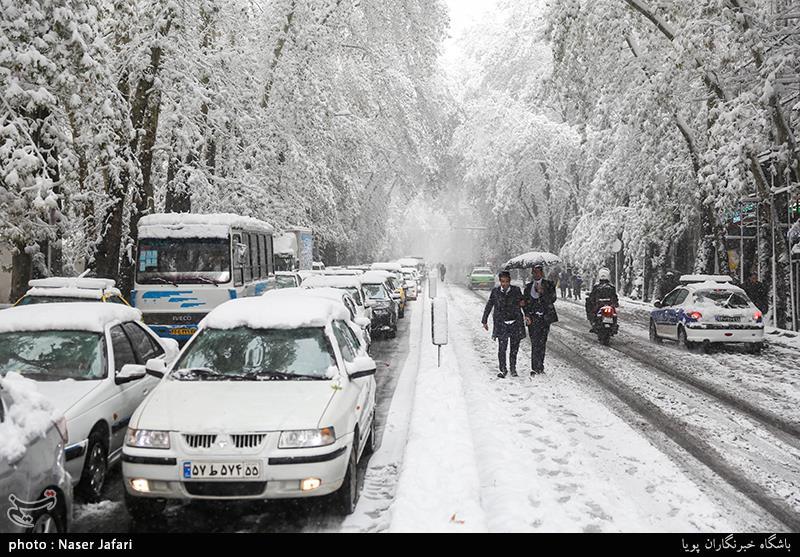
left=126, top=429, right=170, bottom=449
left=279, top=427, right=336, bottom=449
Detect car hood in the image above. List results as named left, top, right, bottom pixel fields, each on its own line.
left=135, top=380, right=338, bottom=432
left=34, top=379, right=104, bottom=419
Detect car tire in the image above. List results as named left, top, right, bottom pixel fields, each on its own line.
left=677, top=326, right=694, bottom=350
left=363, top=411, right=377, bottom=456
left=26, top=491, right=66, bottom=533
left=125, top=491, right=167, bottom=524
left=333, top=438, right=359, bottom=515
left=649, top=319, right=662, bottom=344
left=76, top=430, right=108, bottom=503
left=748, top=342, right=763, bottom=354
left=388, top=326, right=397, bottom=339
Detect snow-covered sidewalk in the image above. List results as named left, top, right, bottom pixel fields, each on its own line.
left=379, top=284, right=753, bottom=532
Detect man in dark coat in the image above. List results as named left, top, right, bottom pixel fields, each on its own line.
left=743, top=272, right=769, bottom=314
left=523, top=264, right=558, bottom=375
left=482, top=271, right=526, bottom=378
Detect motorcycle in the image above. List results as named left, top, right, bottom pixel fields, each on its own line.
left=594, top=304, right=619, bottom=345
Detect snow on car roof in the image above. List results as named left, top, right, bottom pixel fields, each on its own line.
left=25, top=286, right=122, bottom=300
left=139, top=213, right=273, bottom=239
left=303, top=275, right=363, bottom=289
left=684, top=281, right=745, bottom=293
left=361, top=270, right=394, bottom=284
left=679, top=274, right=734, bottom=284
left=0, top=303, right=142, bottom=333
left=28, top=277, right=116, bottom=290
left=397, top=258, right=421, bottom=267
left=203, top=295, right=349, bottom=330
left=0, top=373, right=60, bottom=461
left=371, top=262, right=403, bottom=272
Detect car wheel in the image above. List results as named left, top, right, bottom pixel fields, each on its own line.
left=363, top=411, right=377, bottom=456
left=125, top=490, right=167, bottom=523
left=333, top=439, right=359, bottom=515
left=388, top=326, right=397, bottom=339
left=649, top=319, right=662, bottom=344
left=77, top=430, right=108, bottom=503
left=677, top=326, right=694, bottom=350
left=26, top=492, right=66, bottom=533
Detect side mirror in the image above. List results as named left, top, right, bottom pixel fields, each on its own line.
left=145, top=358, right=168, bottom=379
left=653, top=300, right=663, bottom=308
left=117, top=364, right=146, bottom=384
left=354, top=317, right=371, bottom=329
left=345, top=356, right=377, bottom=380
left=161, top=338, right=180, bottom=362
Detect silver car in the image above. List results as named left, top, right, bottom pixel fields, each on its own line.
left=0, top=385, right=73, bottom=533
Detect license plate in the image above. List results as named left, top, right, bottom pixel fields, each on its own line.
left=171, top=327, right=197, bottom=336
left=182, top=461, right=261, bottom=480
left=603, top=317, right=614, bottom=323
left=716, top=316, right=741, bottom=323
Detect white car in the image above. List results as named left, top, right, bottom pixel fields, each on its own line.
left=273, top=271, right=302, bottom=289
left=400, top=268, right=419, bottom=300
left=0, top=303, right=179, bottom=501
left=15, top=277, right=129, bottom=306
left=122, top=295, right=378, bottom=520
left=650, top=279, right=765, bottom=353
left=302, top=274, right=374, bottom=323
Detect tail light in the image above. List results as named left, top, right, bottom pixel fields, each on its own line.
left=600, top=306, right=616, bottom=317
left=688, top=311, right=702, bottom=321
left=55, top=416, right=69, bottom=444
left=754, top=310, right=763, bottom=322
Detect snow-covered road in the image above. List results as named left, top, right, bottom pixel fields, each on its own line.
left=417, top=285, right=796, bottom=532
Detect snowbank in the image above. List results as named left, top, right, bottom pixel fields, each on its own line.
left=0, top=373, right=60, bottom=461
left=0, top=303, right=141, bottom=333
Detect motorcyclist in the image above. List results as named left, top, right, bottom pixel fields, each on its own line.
left=586, top=267, right=619, bottom=332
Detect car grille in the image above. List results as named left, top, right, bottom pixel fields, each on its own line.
left=184, top=481, right=266, bottom=497
left=183, top=434, right=217, bottom=449
left=231, top=434, right=266, bottom=449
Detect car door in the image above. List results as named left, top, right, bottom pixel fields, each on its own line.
left=108, top=325, right=145, bottom=455
left=121, top=321, right=164, bottom=398
left=332, top=321, right=372, bottom=450
left=660, top=289, right=688, bottom=339
left=655, top=290, right=681, bottom=337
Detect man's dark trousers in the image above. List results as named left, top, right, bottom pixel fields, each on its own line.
left=498, top=327, right=521, bottom=373
left=529, top=321, right=550, bottom=372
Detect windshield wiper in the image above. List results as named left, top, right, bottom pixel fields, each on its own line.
left=241, top=370, right=321, bottom=381
left=148, top=276, right=180, bottom=288
left=173, top=367, right=227, bottom=381
left=193, top=276, right=220, bottom=287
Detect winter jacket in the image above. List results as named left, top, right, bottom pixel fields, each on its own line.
left=482, top=285, right=526, bottom=340
left=586, top=281, right=619, bottom=319
left=523, top=279, right=558, bottom=325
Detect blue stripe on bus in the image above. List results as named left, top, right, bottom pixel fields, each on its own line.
left=142, top=291, right=193, bottom=299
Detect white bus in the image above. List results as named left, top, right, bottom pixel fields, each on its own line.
left=132, top=213, right=274, bottom=343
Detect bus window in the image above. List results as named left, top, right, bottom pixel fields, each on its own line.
left=260, top=235, right=268, bottom=278
left=232, top=233, right=244, bottom=286
left=267, top=236, right=274, bottom=275
left=256, top=234, right=264, bottom=278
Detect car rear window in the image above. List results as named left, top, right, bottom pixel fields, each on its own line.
left=694, top=290, right=751, bottom=309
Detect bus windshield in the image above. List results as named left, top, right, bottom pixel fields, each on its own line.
left=137, top=237, right=231, bottom=285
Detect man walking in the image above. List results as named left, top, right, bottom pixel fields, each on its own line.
left=523, top=264, right=558, bottom=375
left=572, top=272, right=583, bottom=300
left=482, top=271, right=526, bottom=378
left=559, top=268, right=570, bottom=299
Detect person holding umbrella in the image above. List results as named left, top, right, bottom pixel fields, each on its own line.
left=482, top=270, right=526, bottom=378
left=523, top=263, right=559, bottom=375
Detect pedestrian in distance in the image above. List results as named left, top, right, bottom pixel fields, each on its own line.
left=523, top=264, right=558, bottom=375
left=559, top=268, right=570, bottom=299
left=439, top=263, right=447, bottom=283
left=482, top=271, right=526, bottom=378
left=572, top=273, right=583, bottom=300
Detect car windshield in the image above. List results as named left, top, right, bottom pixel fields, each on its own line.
left=363, top=284, right=388, bottom=300
left=172, top=327, right=335, bottom=381
left=275, top=275, right=297, bottom=288
left=0, top=331, right=104, bottom=381
left=17, top=295, right=100, bottom=305
left=137, top=237, right=231, bottom=285
left=694, top=290, right=751, bottom=309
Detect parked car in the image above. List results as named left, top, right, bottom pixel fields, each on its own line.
left=0, top=374, right=72, bottom=533
left=122, top=295, right=377, bottom=519
left=0, top=303, right=179, bottom=502
left=367, top=270, right=406, bottom=318
left=312, top=261, right=326, bottom=271
left=361, top=272, right=401, bottom=337
left=400, top=268, right=419, bottom=300
left=273, top=271, right=302, bottom=289
left=264, top=287, right=371, bottom=352
left=650, top=279, right=765, bottom=353
left=301, top=275, right=373, bottom=326
left=467, top=267, right=495, bottom=290
left=14, top=277, right=130, bottom=306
